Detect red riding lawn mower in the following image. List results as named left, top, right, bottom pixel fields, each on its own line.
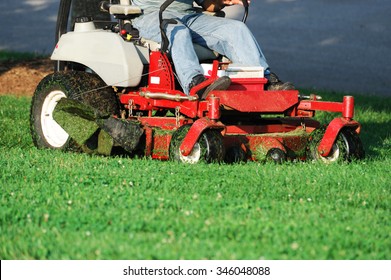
left=30, top=0, right=364, bottom=164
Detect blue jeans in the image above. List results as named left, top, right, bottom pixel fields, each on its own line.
left=133, top=12, right=269, bottom=94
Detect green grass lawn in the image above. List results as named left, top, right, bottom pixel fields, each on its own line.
left=0, top=50, right=45, bottom=63
left=0, top=92, right=390, bottom=260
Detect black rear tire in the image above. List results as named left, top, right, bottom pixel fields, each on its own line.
left=30, top=71, right=120, bottom=151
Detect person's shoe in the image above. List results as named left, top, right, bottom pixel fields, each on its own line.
left=189, top=74, right=231, bottom=100
left=189, top=74, right=207, bottom=91
left=265, top=72, right=295, bottom=91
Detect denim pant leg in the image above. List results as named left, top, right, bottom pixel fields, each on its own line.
left=184, top=14, right=269, bottom=69
left=133, top=12, right=204, bottom=94
left=166, top=22, right=205, bottom=93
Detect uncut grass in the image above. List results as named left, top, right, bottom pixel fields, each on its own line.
left=0, top=50, right=45, bottom=62
left=0, top=94, right=390, bottom=260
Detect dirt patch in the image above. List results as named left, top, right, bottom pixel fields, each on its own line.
left=0, top=58, right=53, bottom=97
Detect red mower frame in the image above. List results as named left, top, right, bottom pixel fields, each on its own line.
left=117, top=51, right=361, bottom=162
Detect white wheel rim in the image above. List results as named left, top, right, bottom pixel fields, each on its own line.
left=40, top=90, right=69, bottom=148
left=319, top=143, right=340, bottom=163
left=179, top=143, right=201, bottom=164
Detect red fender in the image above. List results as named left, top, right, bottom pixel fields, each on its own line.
left=179, top=118, right=225, bottom=156
left=317, top=118, right=361, bottom=157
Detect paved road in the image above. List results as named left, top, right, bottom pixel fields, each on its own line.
left=1, top=0, right=390, bottom=96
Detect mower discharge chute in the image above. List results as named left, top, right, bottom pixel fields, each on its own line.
left=30, top=0, right=364, bottom=164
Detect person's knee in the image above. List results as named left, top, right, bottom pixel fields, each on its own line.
left=169, top=25, right=191, bottom=45
left=224, top=18, right=247, bottom=31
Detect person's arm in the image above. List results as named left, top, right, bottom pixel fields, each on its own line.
left=200, top=0, right=248, bottom=12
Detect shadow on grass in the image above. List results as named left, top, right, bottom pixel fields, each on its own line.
left=360, top=122, right=390, bottom=159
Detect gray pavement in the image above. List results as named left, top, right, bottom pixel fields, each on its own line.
left=0, top=0, right=390, bottom=96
